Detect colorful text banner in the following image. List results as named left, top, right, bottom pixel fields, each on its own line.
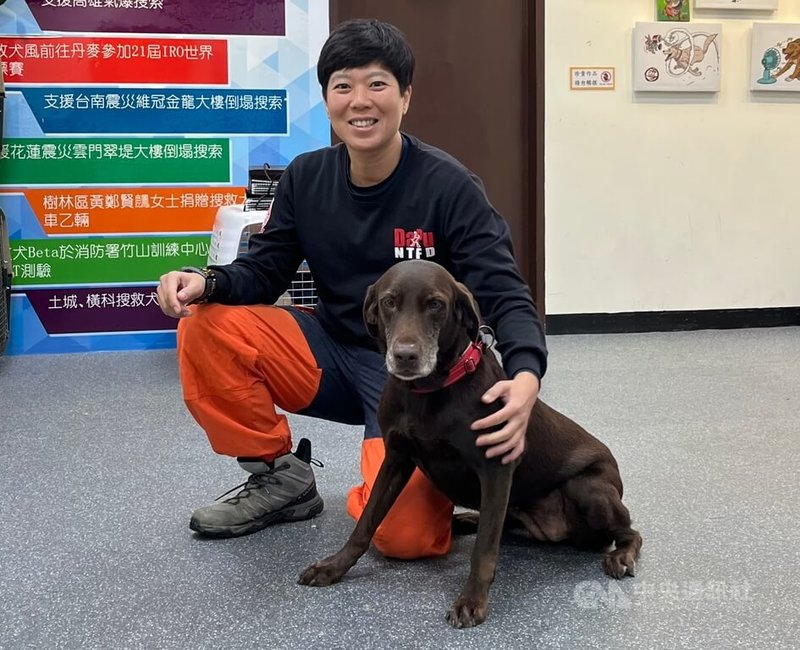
left=0, top=36, right=228, bottom=84
left=11, top=235, right=210, bottom=286
left=16, top=187, right=245, bottom=234
left=0, top=138, right=231, bottom=185
left=25, top=0, right=285, bottom=37
left=0, top=0, right=330, bottom=355
left=14, top=88, right=288, bottom=135
left=23, top=286, right=178, bottom=334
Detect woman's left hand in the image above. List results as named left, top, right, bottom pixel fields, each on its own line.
left=471, top=371, right=540, bottom=464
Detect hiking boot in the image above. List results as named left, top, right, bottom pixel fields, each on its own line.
left=190, top=438, right=324, bottom=538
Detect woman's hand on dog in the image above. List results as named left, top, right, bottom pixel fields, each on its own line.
left=471, top=371, right=540, bottom=464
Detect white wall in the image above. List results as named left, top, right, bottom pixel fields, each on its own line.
left=545, top=0, right=800, bottom=314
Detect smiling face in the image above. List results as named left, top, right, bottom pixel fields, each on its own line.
left=324, top=62, right=412, bottom=159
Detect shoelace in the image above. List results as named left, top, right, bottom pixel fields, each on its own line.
left=214, top=456, right=324, bottom=503
left=215, top=462, right=290, bottom=503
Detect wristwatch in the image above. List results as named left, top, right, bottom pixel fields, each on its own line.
left=180, top=266, right=217, bottom=304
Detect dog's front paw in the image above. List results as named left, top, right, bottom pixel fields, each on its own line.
left=298, top=558, right=347, bottom=587
left=446, top=595, right=488, bottom=628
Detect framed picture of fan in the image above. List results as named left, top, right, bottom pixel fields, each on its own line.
left=695, top=0, right=777, bottom=9
left=750, top=22, right=800, bottom=91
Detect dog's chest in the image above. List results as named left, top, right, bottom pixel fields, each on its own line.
left=409, top=437, right=483, bottom=509
left=390, top=408, right=488, bottom=510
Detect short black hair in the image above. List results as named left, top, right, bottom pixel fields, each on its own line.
left=317, top=19, right=415, bottom=98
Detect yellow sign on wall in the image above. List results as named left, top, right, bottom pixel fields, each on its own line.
left=570, top=66, right=616, bottom=90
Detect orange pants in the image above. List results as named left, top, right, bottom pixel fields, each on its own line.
left=177, top=303, right=452, bottom=559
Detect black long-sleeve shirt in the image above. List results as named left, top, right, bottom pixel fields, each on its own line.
left=210, top=134, right=548, bottom=379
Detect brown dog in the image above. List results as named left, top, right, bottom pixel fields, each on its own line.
left=776, top=39, right=800, bottom=81
left=299, top=260, right=642, bottom=628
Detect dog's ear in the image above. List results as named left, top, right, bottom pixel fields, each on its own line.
left=455, top=282, right=481, bottom=340
left=363, top=282, right=380, bottom=340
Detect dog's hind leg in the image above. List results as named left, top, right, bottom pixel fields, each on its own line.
left=452, top=510, right=481, bottom=535
left=452, top=509, right=524, bottom=536
left=563, top=467, right=642, bottom=579
left=508, top=489, right=570, bottom=543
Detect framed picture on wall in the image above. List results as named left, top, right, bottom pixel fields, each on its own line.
left=695, top=0, right=777, bottom=10
left=658, top=1, right=690, bottom=21
left=633, top=22, right=722, bottom=91
left=750, top=22, right=800, bottom=90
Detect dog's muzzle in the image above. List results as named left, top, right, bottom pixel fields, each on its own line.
left=386, top=338, right=438, bottom=380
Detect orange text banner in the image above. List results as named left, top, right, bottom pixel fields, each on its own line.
left=17, top=187, right=245, bottom=235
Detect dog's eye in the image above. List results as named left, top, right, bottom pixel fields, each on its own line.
left=381, top=296, right=396, bottom=309
left=427, top=299, right=444, bottom=312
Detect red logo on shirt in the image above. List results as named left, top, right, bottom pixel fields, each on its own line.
left=394, top=228, right=436, bottom=260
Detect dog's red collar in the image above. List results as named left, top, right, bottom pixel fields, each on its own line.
left=411, top=340, right=485, bottom=394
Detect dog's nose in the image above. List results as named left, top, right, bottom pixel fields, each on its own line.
left=392, top=343, right=419, bottom=367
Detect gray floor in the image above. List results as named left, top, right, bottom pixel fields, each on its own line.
left=1, top=327, right=798, bottom=650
